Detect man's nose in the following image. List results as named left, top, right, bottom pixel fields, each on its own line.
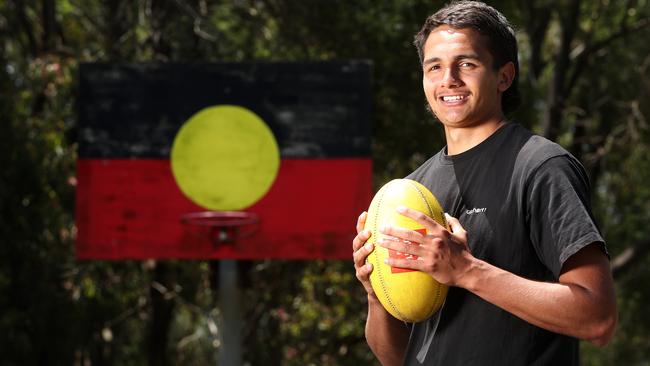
left=441, top=67, right=460, bottom=87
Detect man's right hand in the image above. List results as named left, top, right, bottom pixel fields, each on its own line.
left=353, top=211, right=376, bottom=298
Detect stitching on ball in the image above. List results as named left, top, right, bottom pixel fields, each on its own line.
left=407, top=179, right=445, bottom=319
left=406, top=180, right=435, bottom=219
left=373, top=181, right=407, bottom=321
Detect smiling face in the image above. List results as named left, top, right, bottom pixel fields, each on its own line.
left=422, top=25, right=513, bottom=129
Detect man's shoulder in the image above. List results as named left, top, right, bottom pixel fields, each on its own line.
left=406, top=148, right=447, bottom=179
left=506, top=126, right=592, bottom=194
left=513, top=126, right=574, bottom=171
left=521, top=134, right=568, bottom=159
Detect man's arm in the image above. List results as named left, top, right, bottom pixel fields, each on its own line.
left=353, top=212, right=410, bottom=365
left=460, top=242, right=617, bottom=345
left=380, top=208, right=617, bottom=346
left=365, top=294, right=410, bottom=365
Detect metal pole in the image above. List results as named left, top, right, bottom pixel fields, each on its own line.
left=219, top=259, right=242, bottom=365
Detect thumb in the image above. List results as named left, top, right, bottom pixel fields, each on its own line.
left=445, top=213, right=468, bottom=244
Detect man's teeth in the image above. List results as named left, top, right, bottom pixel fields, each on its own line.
left=442, top=95, right=465, bottom=101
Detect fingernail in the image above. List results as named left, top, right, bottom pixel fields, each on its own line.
left=379, top=226, right=386, bottom=233
left=365, top=243, right=373, bottom=250
left=396, top=205, right=406, bottom=213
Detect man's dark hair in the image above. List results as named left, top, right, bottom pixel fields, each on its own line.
left=414, top=0, right=520, bottom=115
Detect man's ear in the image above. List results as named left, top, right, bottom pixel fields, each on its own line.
left=497, top=62, right=515, bottom=92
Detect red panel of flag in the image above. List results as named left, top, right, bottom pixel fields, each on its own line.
left=75, top=158, right=371, bottom=259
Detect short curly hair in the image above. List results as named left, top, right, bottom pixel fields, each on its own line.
left=414, top=1, right=521, bottom=115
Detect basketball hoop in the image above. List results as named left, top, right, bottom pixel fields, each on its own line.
left=180, top=211, right=259, bottom=246
left=180, top=211, right=258, bottom=365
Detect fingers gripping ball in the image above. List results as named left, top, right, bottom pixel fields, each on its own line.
left=364, top=179, right=449, bottom=322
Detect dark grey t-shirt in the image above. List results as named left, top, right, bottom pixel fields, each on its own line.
left=403, top=122, right=606, bottom=365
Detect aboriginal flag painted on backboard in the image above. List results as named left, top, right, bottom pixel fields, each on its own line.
left=75, top=62, right=372, bottom=259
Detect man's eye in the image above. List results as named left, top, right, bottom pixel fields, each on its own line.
left=429, top=65, right=441, bottom=71
left=460, top=62, right=475, bottom=68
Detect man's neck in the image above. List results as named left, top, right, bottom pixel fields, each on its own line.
left=444, top=118, right=506, bottom=156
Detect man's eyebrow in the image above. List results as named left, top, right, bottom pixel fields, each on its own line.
left=423, top=57, right=440, bottom=66
left=456, top=53, right=481, bottom=61
left=423, top=54, right=482, bottom=65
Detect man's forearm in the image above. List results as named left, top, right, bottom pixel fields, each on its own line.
left=460, top=245, right=617, bottom=345
left=366, top=295, right=410, bottom=365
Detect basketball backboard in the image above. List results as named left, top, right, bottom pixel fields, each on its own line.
left=75, top=62, right=372, bottom=259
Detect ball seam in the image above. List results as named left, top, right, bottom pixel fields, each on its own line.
left=406, top=179, right=444, bottom=318
left=372, top=181, right=408, bottom=322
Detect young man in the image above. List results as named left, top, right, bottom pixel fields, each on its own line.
left=351, top=1, right=617, bottom=365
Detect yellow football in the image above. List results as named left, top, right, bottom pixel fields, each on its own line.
left=365, top=179, right=449, bottom=322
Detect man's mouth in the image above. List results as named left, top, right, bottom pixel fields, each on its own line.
left=440, top=95, right=467, bottom=102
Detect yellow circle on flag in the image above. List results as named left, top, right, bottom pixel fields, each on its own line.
left=171, top=105, right=280, bottom=211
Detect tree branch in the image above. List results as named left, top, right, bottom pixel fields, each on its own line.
left=566, top=9, right=650, bottom=97
left=612, top=240, right=650, bottom=279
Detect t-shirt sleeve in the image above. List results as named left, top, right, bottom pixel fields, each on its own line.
left=526, top=155, right=607, bottom=278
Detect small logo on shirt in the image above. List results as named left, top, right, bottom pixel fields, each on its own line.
left=466, top=207, right=487, bottom=215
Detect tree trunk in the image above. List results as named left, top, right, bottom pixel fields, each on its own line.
left=521, top=1, right=551, bottom=84
left=41, top=0, right=56, bottom=52
left=15, top=0, right=39, bottom=57
left=542, top=0, right=581, bottom=141
left=104, top=0, right=123, bottom=60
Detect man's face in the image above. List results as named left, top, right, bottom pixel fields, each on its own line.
left=422, top=25, right=511, bottom=128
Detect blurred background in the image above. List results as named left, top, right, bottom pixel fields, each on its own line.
left=1, top=0, right=650, bottom=365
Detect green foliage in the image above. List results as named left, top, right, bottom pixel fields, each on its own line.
left=242, top=260, right=375, bottom=365
left=2, top=0, right=650, bottom=364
